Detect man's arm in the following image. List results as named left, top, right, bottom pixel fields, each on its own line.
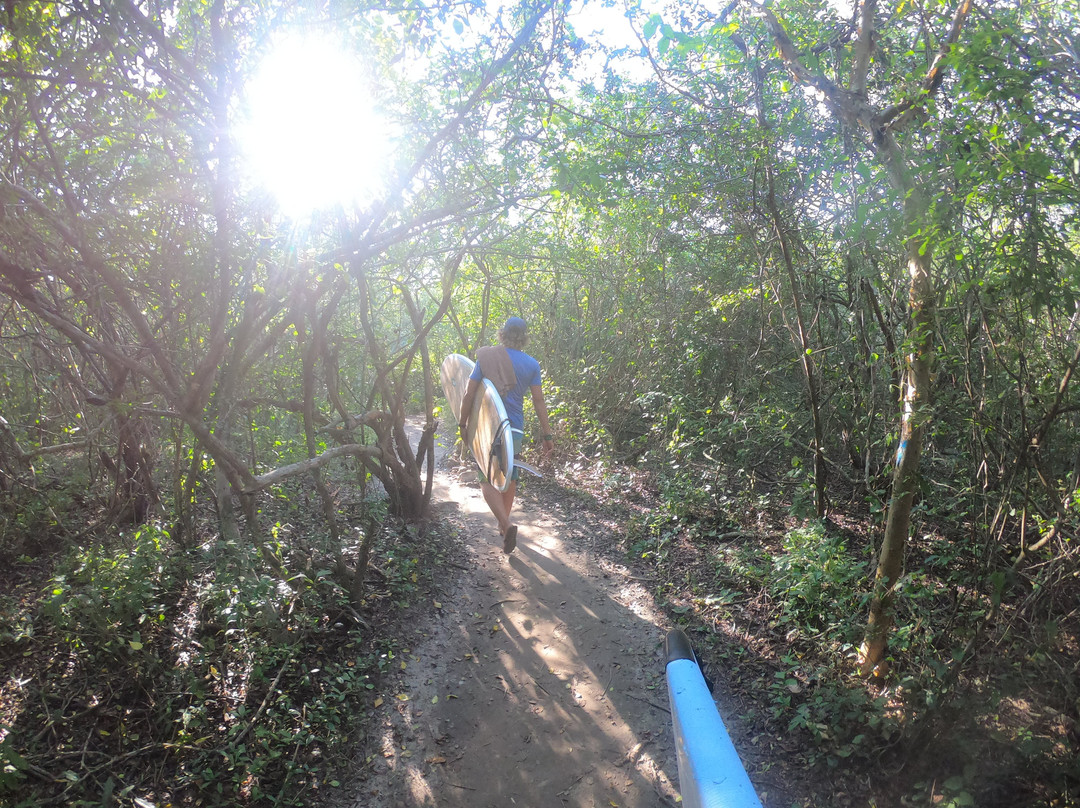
left=531, top=384, right=554, bottom=454
left=459, top=378, right=481, bottom=437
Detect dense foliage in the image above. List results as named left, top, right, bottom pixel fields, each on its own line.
left=0, top=0, right=1077, bottom=805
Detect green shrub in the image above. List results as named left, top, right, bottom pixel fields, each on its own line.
left=40, top=522, right=174, bottom=658
left=769, top=522, right=868, bottom=638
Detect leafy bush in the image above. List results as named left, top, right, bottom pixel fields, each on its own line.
left=769, top=522, right=868, bottom=639
left=9, top=515, right=433, bottom=807
left=767, top=651, right=898, bottom=767
left=41, top=522, right=174, bottom=658
left=544, top=380, right=612, bottom=458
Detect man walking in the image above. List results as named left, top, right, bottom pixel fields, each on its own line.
left=459, top=317, right=554, bottom=553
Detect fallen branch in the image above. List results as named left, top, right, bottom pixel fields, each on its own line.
left=233, top=651, right=295, bottom=746
left=558, top=767, right=594, bottom=798
left=245, top=444, right=382, bottom=492
left=623, top=691, right=671, bottom=714
left=20, top=439, right=92, bottom=459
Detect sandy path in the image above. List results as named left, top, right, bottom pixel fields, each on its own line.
left=341, top=435, right=681, bottom=807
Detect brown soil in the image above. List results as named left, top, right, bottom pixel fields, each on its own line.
left=331, top=442, right=687, bottom=807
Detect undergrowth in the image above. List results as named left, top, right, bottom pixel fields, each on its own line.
left=0, top=475, right=444, bottom=807
left=620, top=451, right=1080, bottom=808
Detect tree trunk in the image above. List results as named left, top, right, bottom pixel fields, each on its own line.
left=764, top=163, right=828, bottom=517
left=748, top=0, right=974, bottom=675
left=298, top=313, right=342, bottom=547
left=116, top=412, right=157, bottom=523
left=859, top=202, right=935, bottom=674
left=739, top=39, right=828, bottom=516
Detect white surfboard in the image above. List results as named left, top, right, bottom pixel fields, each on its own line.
left=440, top=353, right=514, bottom=492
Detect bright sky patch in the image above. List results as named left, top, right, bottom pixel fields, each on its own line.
left=239, top=34, right=392, bottom=218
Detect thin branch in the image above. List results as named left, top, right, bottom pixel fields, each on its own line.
left=232, top=652, right=295, bottom=746
left=877, top=0, right=976, bottom=131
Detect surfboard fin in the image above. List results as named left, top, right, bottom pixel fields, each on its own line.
left=514, top=460, right=542, bottom=478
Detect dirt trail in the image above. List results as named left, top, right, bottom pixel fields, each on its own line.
left=341, top=431, right=682, bottom=807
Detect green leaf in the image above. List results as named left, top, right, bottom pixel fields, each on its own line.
left=0, top=743, right=28, bottom=772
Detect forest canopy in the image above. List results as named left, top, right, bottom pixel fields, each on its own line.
left=0, top=0, right=1078, bottom=805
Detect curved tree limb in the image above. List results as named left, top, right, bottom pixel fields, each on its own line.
left=246, top=444, right=383, bottom=493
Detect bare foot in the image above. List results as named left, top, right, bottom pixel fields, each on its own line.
left=502, top=524, right=517, bottom=554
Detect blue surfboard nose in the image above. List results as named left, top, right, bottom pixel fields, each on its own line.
left=664, top=629, right=763, bottom=808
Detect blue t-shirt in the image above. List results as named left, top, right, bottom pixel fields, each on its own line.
left=470, top=348, right=541, bottom=431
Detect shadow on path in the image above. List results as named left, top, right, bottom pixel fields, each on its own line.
left=344, top=438, right=680, bottom=807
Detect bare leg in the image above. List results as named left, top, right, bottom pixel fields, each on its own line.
left=483, top=483, right=507, bottom=533
left=481, top=480, right=519, bottom=552
left=502, top=480, right=517, bottom=526
left=481, top=481, right=513, bottom=533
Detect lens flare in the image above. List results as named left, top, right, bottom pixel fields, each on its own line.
left=239, top=34, right=393, bottom=217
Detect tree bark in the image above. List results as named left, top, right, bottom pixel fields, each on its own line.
left=859, top=182, right=935, bottom=674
